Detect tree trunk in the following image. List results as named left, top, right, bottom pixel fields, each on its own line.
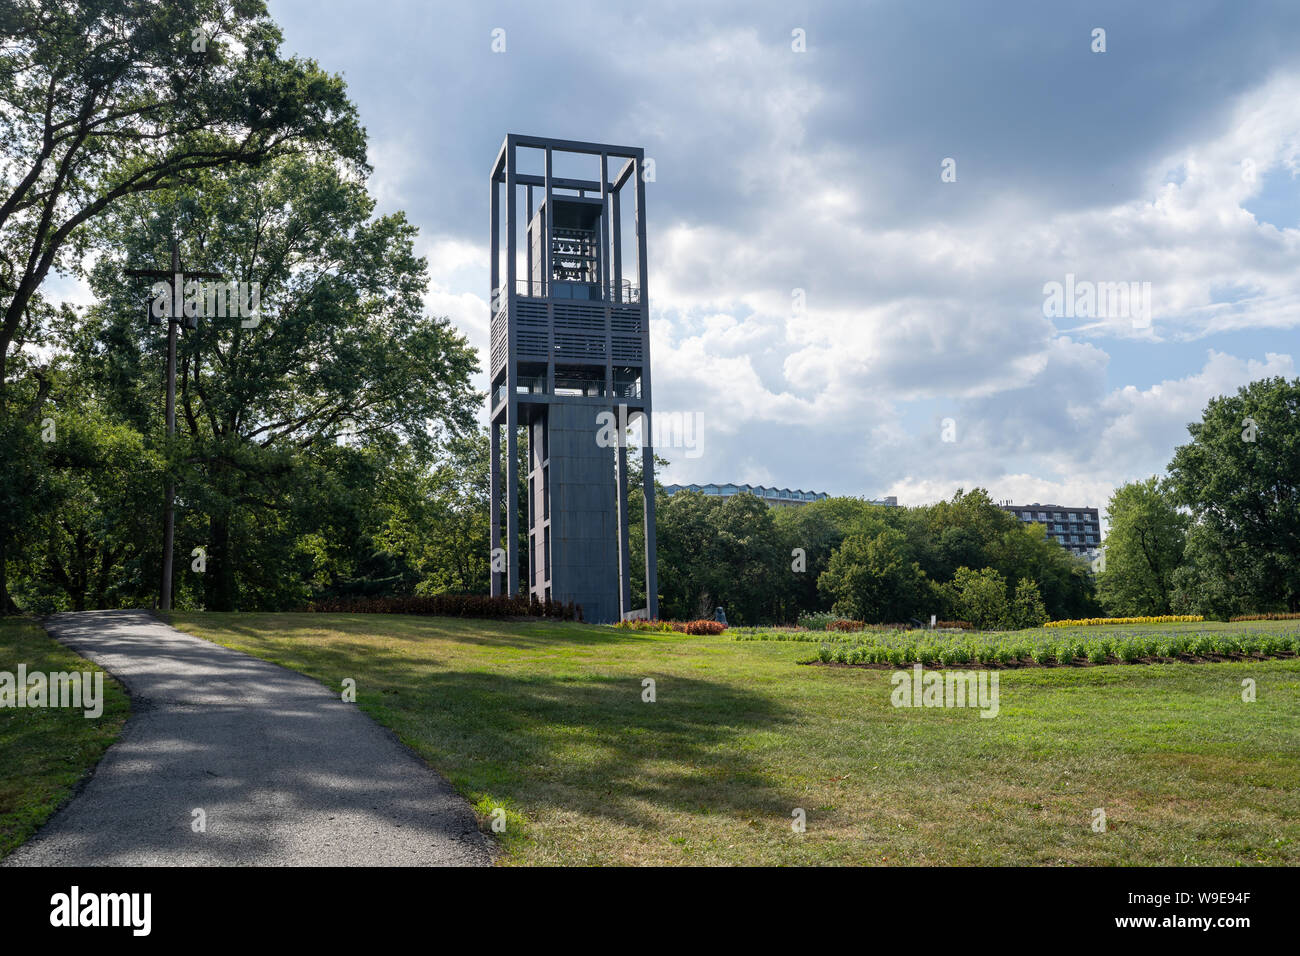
left=205, top=513, right=237, bottom=611
left=0, top=536, right=16, bottom=614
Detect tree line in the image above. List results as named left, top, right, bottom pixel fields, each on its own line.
left=652, top=488, right=1094, bottom=626
left=2, top=4, right=1294, bottom=625
left=1, top=1, right=483, bottom=613
left=1096, top=376, right=1300, bottom=619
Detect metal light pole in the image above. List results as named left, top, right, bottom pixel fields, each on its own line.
left=126, top=238, right=221, bottom=611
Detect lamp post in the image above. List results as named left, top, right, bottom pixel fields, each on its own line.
left=126, top=238, right=222, bottom=612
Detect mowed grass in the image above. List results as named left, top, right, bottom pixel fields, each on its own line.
left=0, top=618, right=129, bottom=859
left=170, top=612, right=1300, bottom=866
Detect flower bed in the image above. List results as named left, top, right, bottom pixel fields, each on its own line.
left=1045, top=615, right=1203, bottom=628
left=612, top=618, right=727, bottom=635
left=805, top=626, right=1300, bottom=668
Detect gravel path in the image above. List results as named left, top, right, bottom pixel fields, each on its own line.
left=4, top=610, right=491, bottom=866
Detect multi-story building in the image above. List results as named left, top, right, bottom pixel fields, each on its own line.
left=661, top=485, right=899, bottom=509
left=998, top=502, right=1101, bottom=557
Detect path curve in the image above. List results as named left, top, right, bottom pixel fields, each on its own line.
left=4, top=610, right=491, bottom=866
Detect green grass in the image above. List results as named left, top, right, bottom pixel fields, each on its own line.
left=170, top=611, right=1300, bottom=866
left=0, top=618, right=129, bottom=860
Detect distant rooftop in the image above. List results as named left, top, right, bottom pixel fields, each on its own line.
left=662, top=484, right=899, bottom=508
left=663, top=483, right=828, bottom=505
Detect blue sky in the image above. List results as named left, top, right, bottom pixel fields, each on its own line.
left=260, top=0, right=1300, bottom=516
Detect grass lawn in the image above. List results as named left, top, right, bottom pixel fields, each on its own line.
left=0, top=618, right=129, bottom=860
left=170, top=612, right=1300, bottom=866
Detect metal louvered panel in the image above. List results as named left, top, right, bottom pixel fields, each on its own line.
left=554, top=332, right=607, bottom=359
left=553, top=301, right=606, bottom=332
left=611, top=336, right=642, bottom=362
left=517, top=300, right=548, bottom=322
left=610, top=307, right=640, bottom=333
left=490, top=307, right=508, bottom=372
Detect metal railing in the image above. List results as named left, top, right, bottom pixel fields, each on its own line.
left=495, top=376, right=642, bottom=404
left=509, top=279, right=641, bottom=303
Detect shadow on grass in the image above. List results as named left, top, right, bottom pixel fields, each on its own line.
left=356, top=658, right=800, bottom=830
left=196, top=613, right=658, bottom=651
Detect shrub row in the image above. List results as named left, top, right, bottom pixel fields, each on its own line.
left=826, top=619, right=864, bottom=632
left=812, top=629, right=1300, bottom=667
left=1045, top=614, right=1203, bottom=628
left=612, top=618, right=727, bottom=635
left=304, top=593, right=583, bottom=621
left=795, top=611, right=840, bottom=631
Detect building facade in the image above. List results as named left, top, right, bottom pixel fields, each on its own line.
left=998, top=502, right=1101, bottom=557
left=488, top=134, right=656, bottom=623
left=662, top=484, right=899, bottom=509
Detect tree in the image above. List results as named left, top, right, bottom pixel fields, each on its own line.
left=942, top=566, right=1008, bottom=630
left=33, top=408, right=163, bottom=611
left=377, top=435, right=492, bottom=596
left=772, top=497, right=891, bottom=622
left=818, top=527, right=929, bottom=623
left=0, top=0, right=364, bottom=609
left=1167, top=376, right=1300, bottom=612
left=77, top=154, right=478, bottom=609
left=1168, top=522, right=1260, bottom=620
left=1009, top=577, right=1048, bottom=630
left=655, top=490, right=783, bottom=624
left=1095, top=477, right=1187, bottom=615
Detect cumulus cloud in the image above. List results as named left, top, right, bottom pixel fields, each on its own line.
left=266, top=0, right=1300, bottom=512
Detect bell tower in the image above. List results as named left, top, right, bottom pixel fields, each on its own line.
left=488, top=134, right=658, bottom=622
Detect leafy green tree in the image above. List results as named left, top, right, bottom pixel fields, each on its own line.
left=942, top=566, right=1009, bottom=629
left=378, top=435, right=492, bottom=596
left=33, top=409, right=163, bottom=611
left=818, top=527, right=929, bottom=623
left=0, top=0, right=364, bottom=609
left=1167, top=376, right=1300, bottom=612
left=1095, top=477, right=1187, bottom=615
left=772, top=497, right=893, bottom=621
left=655, top=490, right=784, bottom=624
left=77, top=155, right=478, bottom=610
left=1169, top=522, right=1263, bottom=620
left=1009, top=577, right=1048, bottom=629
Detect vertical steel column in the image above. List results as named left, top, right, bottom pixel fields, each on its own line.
left=634, top=153, right=658, bottom=617
left=615, top=439, right=632, bottom=618
left=505, top=139, right=520, bottom=597
left=489, top=420, right=501, bottom=596
left=612, top=191, right=622, bottom=304
left=601, top=153, right=612, bottom=398
left=489, top=160, right=502, bottom=596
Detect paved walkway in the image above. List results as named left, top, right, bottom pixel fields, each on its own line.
left=4, top=610, right=491, bottom=866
